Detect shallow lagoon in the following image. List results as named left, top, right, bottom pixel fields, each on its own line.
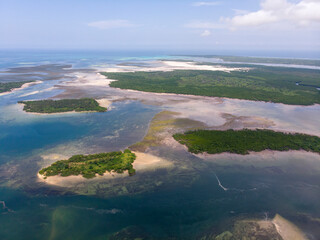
left=0, top=51, right=320, bottom=239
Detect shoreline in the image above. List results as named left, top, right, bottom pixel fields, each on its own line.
left=99, top=60, right=250, bottom=73
left=197, top=149, right=320, bottom=159
left=0, top=80, right=42, bottom=96
left=109, top=85, right=320, bottom=108
left=272, top=214, right=307, bottom=240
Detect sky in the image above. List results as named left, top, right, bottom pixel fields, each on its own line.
left=0, top=0, right=319, bottom=53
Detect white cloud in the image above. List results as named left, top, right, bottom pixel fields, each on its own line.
left=226, top=0, right=320, bottom=28
left=87, top=20, right=136, bottom=29
left=192, top=1, right=221, bottom=7
left=185, top=21, right=223, bottom=29
left=232, top=9, right=250, bottom=15
left=201, top=30, right=211, bottom=37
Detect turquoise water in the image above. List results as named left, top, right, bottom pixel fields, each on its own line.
left=0, top=51, right=320, bottom=239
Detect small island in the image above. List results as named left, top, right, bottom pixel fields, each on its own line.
left=18, top=98, right=107, bottom=113
left=173, top=129, right=320, bottom=155
left=39, top=149, right=136, bottom=179
left=0, top=81, right=34, bottom=93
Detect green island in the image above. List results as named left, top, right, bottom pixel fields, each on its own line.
left=173, top=129, right=320, bottom=155
left=18, top=98, right=107, bottom=113
left=103, top=67, right=320, bottom=105
left=39, top=149, right=136, bottom=179
left=0, top=81, right=33, bottom=93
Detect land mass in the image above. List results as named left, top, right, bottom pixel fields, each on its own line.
left=183, top=55, right=320, bottom=67
left=103, top=67, right=320, bottom=105
left=39, top=149, right=136, bottom=179
left=18, top=98, right=107, bottom=113
left=0, top=81, right=34, bottom=94
left=173, top=129, right=320, bottom=155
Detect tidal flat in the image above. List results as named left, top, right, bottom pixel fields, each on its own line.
left=0, top=52, right=320, bottom=239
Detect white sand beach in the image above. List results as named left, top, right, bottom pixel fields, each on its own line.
left=100, top=60, right=250, bottom=73
left=272, top=214, right=307, bottom=240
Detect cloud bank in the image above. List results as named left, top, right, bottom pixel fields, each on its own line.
left=201, top=30, right=212, bottom=37
left=226, top=0, right=320, bottom=28
left=192, top=1, right=221, bottom=7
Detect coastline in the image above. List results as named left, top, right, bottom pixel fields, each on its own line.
left=99, top=60, right=250, bottom=73
left=198, top=149, right=320, bottom=159
left=272, top=214, right=307, bottom=240
left=109, top=85, right=320, bottom=108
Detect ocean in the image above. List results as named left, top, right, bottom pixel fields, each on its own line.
left=0, top=50, right=320, bottom=239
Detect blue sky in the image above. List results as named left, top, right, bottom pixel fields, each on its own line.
left=0, top=0, right=319, bottom=52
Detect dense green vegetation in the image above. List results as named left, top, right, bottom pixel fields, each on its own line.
left=184, top=55, right=320, bottom=66
left=39, top=149, right=136, bottom=179
left=103, top=67, right=320, bottom=105
left=19, top=98, right=107, bottom=113
left=0, top=81, right=33, bottom=93
left=173, top=129, right=320, bottom=155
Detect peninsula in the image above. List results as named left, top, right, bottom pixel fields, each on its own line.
left=103, top=67, right=320, bottom=105
left=0, top=81, right=34, bottom=94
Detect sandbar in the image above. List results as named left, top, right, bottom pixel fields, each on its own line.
left=272, top=214, right=307, bottom=240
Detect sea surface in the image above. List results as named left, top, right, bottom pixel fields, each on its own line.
left=0, top=51, right=320, bottom=239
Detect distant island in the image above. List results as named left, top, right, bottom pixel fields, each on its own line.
left=103, top=67, right=320, bottom=105
left=184, top=55, right=320, bottom=66
left=39, top=149, right=136, bottom=179
left=173, top=129, right=320, bottom=155
left=18, top=98, right=107, bottom=113
left=0, top=81, right=34, bottom=94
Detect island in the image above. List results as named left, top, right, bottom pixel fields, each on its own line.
left=0, top=81, right=34, bottom=93
left=39, top=149, right=136, bottom=179
left=173, top=129, right=320, bottom=155
left=103, top=66, right=320, bottom=105
left=184, top=55, right=320, bottom=66
left=18, top=98, right=107, bottom=113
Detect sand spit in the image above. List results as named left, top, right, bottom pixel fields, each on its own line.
left=96, top=98, right=112, bottom=109
left=0, top=80, right=42, bottom=96
left=222, top=214, right=308, bottom=240
left=19, top=87, right=56, bottom=97
left=100, top=60, right=250, bottom=73
left=60, top=72, right=115, bottom=87
left=37, top=151, right=173, bottom=187
left=132, top=151, right=173, bottom=171
left=273, top=214, right=307, bottom=240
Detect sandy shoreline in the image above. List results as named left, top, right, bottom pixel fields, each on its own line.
left=96, top=98, right=112, bottom=109
left=0, top=80, right=42, bottom=96
left=272, top=214, right=307, bottom=240
left=99, top=60, right=250, bottom=73
left=197, top=149, right=320, bottom=161
left=37, top=151, right=173, bottom=187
